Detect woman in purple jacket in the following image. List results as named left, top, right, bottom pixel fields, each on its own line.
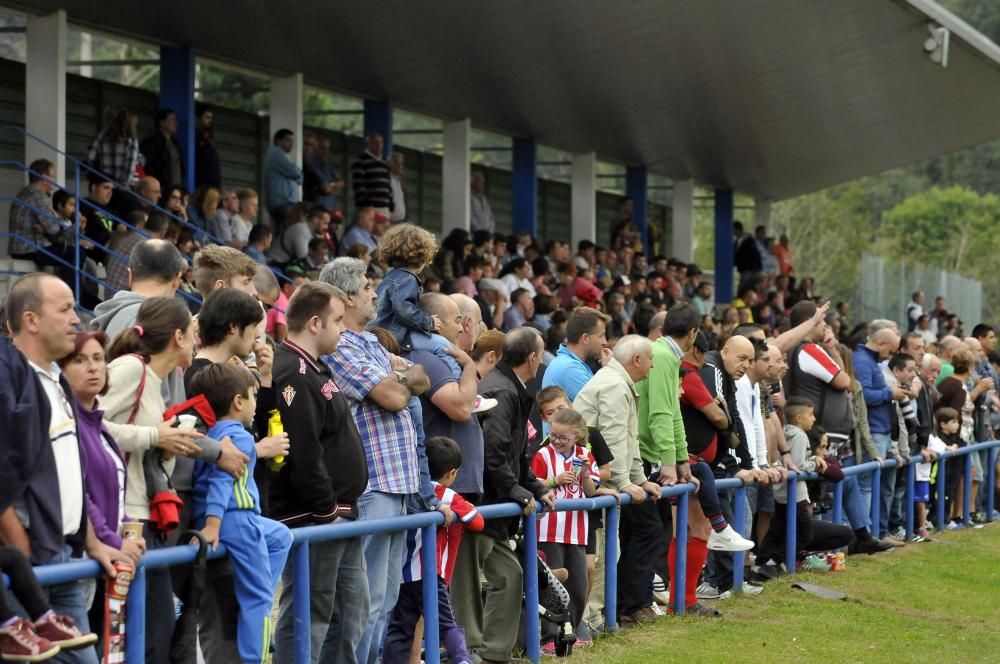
left=59, top=331, right=147, bottom=641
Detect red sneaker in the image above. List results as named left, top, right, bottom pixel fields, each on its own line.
left=0, top=617, right=60, bottom=662
left=31, top=614, right=96, bottom=651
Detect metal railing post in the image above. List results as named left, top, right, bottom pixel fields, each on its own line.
left=870, top=465, right=882, bottom=538
left=905, top=460, right=916, bottom=541
left=124, top=563, right=146, bottom=662
left=673, top=490, right=689, bottom=616
left=293, top=540, right=311, bottom=664
left=421, top=523, right=441, bottom=664
left=785, top=473, right=797, bottom=574
left=832, top=481, right=844, bottom=526
left=732, top=484, right=747, bottom=590
left=523, top=510, right=540, bottom=664
left=936, top=456, right=947, bottom=531
left=988, top=446, right=997, bottom=523
left=72, top=162, right=80, bottom=304
left=963, top=451, right=973, bottom=525
left=604, top=502, right=620, bottom=631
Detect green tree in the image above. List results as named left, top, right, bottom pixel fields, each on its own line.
left=875, top=186, right=1000, bottom=318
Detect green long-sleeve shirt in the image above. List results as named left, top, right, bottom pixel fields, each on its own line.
left=637, top=336, right=689, bottom=466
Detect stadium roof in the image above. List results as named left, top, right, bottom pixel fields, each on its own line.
left=13, top=0, right=1000, bottom=200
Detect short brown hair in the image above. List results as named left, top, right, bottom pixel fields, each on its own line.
left=378, top=223, right=438, bottom=269
left=188, top=363, right=256, bottom=420
left=565, top=307, right=611, bottom=344
left=950, top=347, right=975, bottom=375
left=235, top=187, right=257, bottom=204
left=935, top=407, right=959, bottom=424
left=5, top=272, right=52, bottom=335
left=286, top=281, right=346, bottom=333
left=193, top=245, right=259, bottom=297
left=537, top=385, right=569, bottom=408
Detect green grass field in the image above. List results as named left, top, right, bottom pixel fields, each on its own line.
left=567, top=524, right=1000, bottom=663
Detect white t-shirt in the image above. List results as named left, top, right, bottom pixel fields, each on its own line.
left=735, top=375, right=768, bottom=468
left=31, top=361, right=84, bottom=536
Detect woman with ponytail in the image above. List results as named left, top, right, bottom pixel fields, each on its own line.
left=102, top=296, right=196, bottom=664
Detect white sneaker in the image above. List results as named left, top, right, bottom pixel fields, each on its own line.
left=707, top=525, right=755, bottom=552
left=652, top=573, right=671, bottom=606
left=719, top=582, right=765, bottom=599
left=649, top=602, right=666, bottom=617
left=695, top=582, right=720, bottom=600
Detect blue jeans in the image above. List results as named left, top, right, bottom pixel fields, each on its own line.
left=12, top=547, right=99, bottom=664
left=864, top=433, right=896, bottom=537
left=355, top=490, right=407, bottom=664
left=275, top=534, right=370, bottom=664
left=838, top=455, right=869, bottom=531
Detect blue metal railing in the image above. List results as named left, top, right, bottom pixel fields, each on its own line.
left=18, top=441, right=1000, bottom=663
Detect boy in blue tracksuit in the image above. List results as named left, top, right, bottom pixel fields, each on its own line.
left=190, top=364, right=292, bottom=663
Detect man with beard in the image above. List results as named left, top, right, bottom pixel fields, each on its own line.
left=542, top=306, right=612, bottom=401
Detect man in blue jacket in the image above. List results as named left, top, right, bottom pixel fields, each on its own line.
left=852, top=328, right=907, bottom=527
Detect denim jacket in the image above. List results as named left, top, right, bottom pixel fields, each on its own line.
left=373, top=267, right=437, bottom=342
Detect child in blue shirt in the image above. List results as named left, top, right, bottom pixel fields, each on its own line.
left=190, top=364, right=292, bottom=664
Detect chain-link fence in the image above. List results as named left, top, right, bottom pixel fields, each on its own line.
left=857, top=253, right=983, bottom=329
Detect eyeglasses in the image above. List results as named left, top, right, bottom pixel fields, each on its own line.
left=548, top=433, right=579, bottom=444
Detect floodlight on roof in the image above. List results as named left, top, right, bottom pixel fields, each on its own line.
left=924, top=22, right=949, bottom=68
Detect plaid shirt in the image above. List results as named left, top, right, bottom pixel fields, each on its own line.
left=88, top=133, right=139, bottom=185
left=104, top=231, right=144, bottom=292
left=324, top=329, right=420, bottom=494
left=9, top=184, right=58, bottom=255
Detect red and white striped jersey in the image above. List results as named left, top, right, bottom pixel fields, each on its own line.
left=531, top=445, right=599, bottom=545
left=402, top=483, right=484, bottom=584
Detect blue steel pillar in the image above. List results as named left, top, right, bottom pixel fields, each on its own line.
left=512, top=136, right=537, bottom=236
left=159, top=46, right=196, bottom=192
left=626, top=165, right=648, bottom=255
left=363, top=99, right=393, bottom=156
left=714, top=188, right=735, bottom=303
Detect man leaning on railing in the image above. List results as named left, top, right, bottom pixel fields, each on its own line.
left=0, top=274, right=133, bottom=664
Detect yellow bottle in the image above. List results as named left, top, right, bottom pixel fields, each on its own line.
left=268, top=409, right=285, bottom=471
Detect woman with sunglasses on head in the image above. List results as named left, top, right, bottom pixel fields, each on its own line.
left=101, top=297, right=199, bottom=664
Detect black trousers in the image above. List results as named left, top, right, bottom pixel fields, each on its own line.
left=617, top=499, right=661, bottom=615
left=0, top=545, right=48, bottom=622
left=759, top=501, right=853, bottom=565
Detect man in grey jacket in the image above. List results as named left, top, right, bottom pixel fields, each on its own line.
left=450, top=327, right=555, bottom=663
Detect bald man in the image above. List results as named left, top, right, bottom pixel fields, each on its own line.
left=450, top=292, right=484, bottom=352
left=936, top=335, right=962, bottom=385
left=853, top=327, right=908, bottom=522
left=698, top=334, right=760, bottom=597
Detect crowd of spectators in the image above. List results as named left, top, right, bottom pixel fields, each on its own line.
left=2, top=104, right=999, bottom=663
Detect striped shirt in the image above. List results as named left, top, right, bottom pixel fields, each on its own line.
left=402, top=483, right=483, bottom=583
left=324, top=329, right=420, bottom=494
left=531, top=444, right=599, bottom=545
left=351, top=151, right=393, bottom=210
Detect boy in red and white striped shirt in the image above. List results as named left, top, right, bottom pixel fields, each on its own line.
left=531, top=408, right=604, bottom=653
left=385, top=436, right=483, bottom=664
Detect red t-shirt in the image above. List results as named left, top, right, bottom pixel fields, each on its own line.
left=680, top=359, right=719, bottom=463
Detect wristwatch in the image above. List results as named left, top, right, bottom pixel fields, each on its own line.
left=393, top=370, right=408, bottom=386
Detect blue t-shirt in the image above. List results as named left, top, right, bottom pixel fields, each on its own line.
left=407, top=348, right=484, bottom=495
left=541, top=344, right=594, bottom=402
